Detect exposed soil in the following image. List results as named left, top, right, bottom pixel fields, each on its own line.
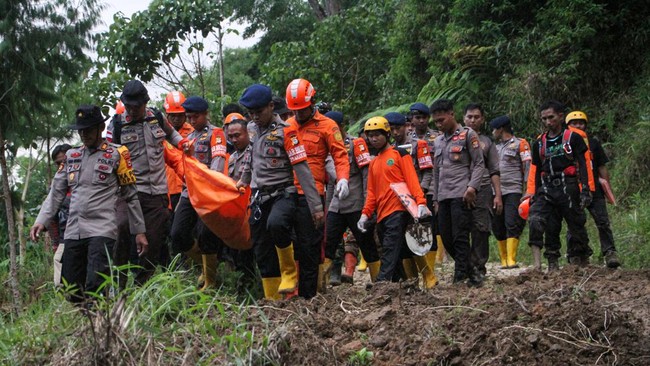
left=255, top=263, right=650, bottom=365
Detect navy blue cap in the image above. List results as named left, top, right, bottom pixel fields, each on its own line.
left=182, top=96, right=209, bottom=113
left=239, top=84, right=273, bottom=109
left=120, top=80, right=150, bottom=106
left=489, top=115, right=511, bottom=130
left=409, top=102, right=430, bottom=115
left=384, top=112, right=406, bottom=126
left=325, top=111, right=344, bottom=126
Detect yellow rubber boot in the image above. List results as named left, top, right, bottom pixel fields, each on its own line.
left=184, top=241, right=204, bottom=285
left=276, top=245, right=298, bottom=294
left=506, top=238, right=520, bottom=268
left=356, top=251, right=368, bottom=272
left=367, top=261, right=381, bottom=282
left=414, top=251, right=438, bottom=289
left=497, top=240, right=508, bottom=268
left=200, top=254, right=219, bottom=291
left=402, top=258, right=418, bottom=279
left=436, top=236, right=445, bottom=264
left=184, top=241, right=203, bottom=266
left=317, top=258, right=333, bottom=293
left=261, top=277, right=282, bottom=300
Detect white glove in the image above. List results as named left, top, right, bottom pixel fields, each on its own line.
left=417, top=204, right=432, bottom=219
left=357, top=214, right=369, bottom=233
left=336, top=179, right=349, bottom=200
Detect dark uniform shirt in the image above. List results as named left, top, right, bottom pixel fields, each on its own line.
left=228, top=144, right=252, bottom=185
left=180, top=123, right=227, bottom=198
left=35, top=141, right=146, bottom=240
left=496, top=136, right=531, bottom=195
left=396, top=134, right=434, bottom=194
left=249, top=115, right=323, bottom=214
left=432, top=126, right=485, bottom=201
left=328, top=134, right=370, bottom=214
left=107, top=109, right=183, bottom=195
left=477, top=134, right=500, bottom=187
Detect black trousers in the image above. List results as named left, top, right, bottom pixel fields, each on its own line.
left=567, top=196, right=615, bottom=256
left=160, top=193, right=181, bottom=268
left=325, top=210, right=380, bottom=263
left=62, top=236, right=114, bottom=303
left=528, top=180, right=592, bottom=260
left=470, top=185, right=492, bottom=275
left=250, top=192, right=322, bottom=299
left=492, top=193, right=526, bottom=240
left=376, top=211, right=410, bottom=282
left=543, top=209, right=563, bottom=260
left=170, top=196, right=225, bottom=255
left=438, top=198, right=473, bottom=278
left=114, top=193, right=171, bottom=285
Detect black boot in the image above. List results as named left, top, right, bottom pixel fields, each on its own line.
left=329, top=262, right=342, bottom=286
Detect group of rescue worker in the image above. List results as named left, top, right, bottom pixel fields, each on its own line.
left=30, top=78, right=620, bottom=304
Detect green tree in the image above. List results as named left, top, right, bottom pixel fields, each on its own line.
left=0, top=0, right=103, bottom=313
left=261, top=0, right=395, bottom=118
left=99, top=0, right=238, bottom=99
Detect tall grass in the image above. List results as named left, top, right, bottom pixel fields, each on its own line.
left=0, top=246, right=279, bottom=365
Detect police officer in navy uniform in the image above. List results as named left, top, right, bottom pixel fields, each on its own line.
left=170, top=96, right=229, bottom=290
left=239, top=84, right=324, bottom=300
left=463, top=103, right=502, bottom=286
left=490, top=115, right=532, bottom=269
left=31, top=105, right=147, bottom=303
left=431, top=99, right=485, bottom=285
left=107, top=80, right=187, bottom=284
left=323, top=111, right=380, bottom=286
left=527, top=101, right=593, bottom=267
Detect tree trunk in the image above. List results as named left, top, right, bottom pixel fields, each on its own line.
left=308, top=0, right=341, bottom=19
left=46, top=122, right=51, bottom=185
left=307, top=0, right=326, bottom=20
left=18, top=148, right=35, bottom=266
left=218, top=27, right=225, bottom=99
left=0, top=128, right=22, bottom=315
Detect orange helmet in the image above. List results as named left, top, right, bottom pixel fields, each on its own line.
left=164, top=91, right=186, bottom=114
left=518, top=197, right=531, bottom=220
left=286, top=78, right=316, bottom=110
left=224, top=112, right=245, bottom=125
left=115, top=100, right=125, bottom=115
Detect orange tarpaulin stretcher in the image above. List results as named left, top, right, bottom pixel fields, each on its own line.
left=164, top=142, right=252, bottom=249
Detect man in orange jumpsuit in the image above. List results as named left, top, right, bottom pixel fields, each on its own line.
left=285, top=78, right=350, bottom=291
left=358, top=117, right=431, bottom=282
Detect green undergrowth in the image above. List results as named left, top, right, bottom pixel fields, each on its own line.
left=0, top=255, right=279, bottom=366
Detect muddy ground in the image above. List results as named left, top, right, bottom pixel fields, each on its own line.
left=254, top=263, right=650, bottom=365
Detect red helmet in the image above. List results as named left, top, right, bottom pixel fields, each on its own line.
left=518, top=197, right=531, bottom=220
left=115, top=100, right=125, bottom=115
left=164, top=91, right=186, bottom=114
left=224, top=112, right=245, bottom=125
left=286, top=78, right=316, bottom=110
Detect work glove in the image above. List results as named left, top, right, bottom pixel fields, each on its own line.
left=336, top=179, right=349, bottom=200
left=417, top=204, right=432, bottom=219
left=357, top=214, right=369, bottom=233
left=580, top=190, right=592, bottom=210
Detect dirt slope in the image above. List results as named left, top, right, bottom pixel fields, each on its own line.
left=256, top=264, right=650, bottom=365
